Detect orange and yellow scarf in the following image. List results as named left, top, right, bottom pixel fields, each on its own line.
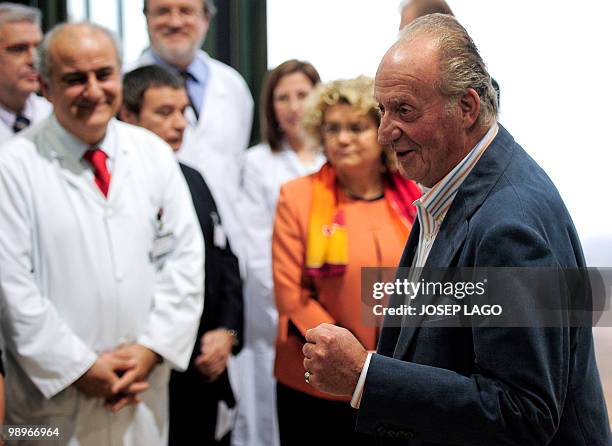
left=305, top=163, right=421, bottom=277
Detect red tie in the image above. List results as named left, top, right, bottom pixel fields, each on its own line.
left=83, top=148, right=111, bottom=197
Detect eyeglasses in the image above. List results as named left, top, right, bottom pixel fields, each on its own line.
left=147, top=6, right=204, bottom=21
left=321, top=122, right=375, bottom=138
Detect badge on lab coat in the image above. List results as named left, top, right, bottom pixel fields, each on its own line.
left=150, top=232, right=176, bottom=262
left=150, top=207, right=176, bottom=262
left=210, top=211, right=227, bottom=249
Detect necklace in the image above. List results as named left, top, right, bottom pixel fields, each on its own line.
left=343, top=189, right=385, bottom=202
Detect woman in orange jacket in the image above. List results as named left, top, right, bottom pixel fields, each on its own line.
left=272, top=76, right=421, bottom=445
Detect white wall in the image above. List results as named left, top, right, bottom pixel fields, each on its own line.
left=67, top=0, right=149, bottom=64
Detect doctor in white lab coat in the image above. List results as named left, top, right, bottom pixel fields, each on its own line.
left=233, top=60, right=324, bottom=446
left=0, top=23, right=204, bottom=446
left=0, top=3, right=51, bottom=140
left=131, top=0, right=253, bottom=262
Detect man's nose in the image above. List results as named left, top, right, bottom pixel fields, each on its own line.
left=174, top=111, right=187, bottom=131
left=26, top=45, right=36, bottom=65
left=83, top=75, right=104, bottom=100
left=377, top=115, right=401, bottom=146
left=167, top=9, right=183, bottom=27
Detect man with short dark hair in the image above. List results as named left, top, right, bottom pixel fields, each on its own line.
left=0, top=22, right=204, bottom=445
left=131, top=0, right=254, bottom=261
left=303, top=14, right=611, bottom=445
left=120, top=64, right=244, bottom=445
left=0, top=2, right=50, bottom=138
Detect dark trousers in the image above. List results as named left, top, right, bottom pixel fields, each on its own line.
left=168, top=370, right=232, bottom=446
left=276, top=382, right=374, bottom=446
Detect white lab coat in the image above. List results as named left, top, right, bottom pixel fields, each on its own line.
left=0, top=93, right=51, bottom=141
left=232, top=142, right=325, bottom=446
left=0, top=116, right=204, bottom=446
left=130, top=49, right=254, bottom=265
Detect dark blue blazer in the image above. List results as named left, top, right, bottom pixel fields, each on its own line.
left=356, top=125, right=611, bottom=445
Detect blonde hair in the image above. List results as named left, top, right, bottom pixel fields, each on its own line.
left=302, top=76, right=379, bottom=144
left=301, top=75, right=397, bottom=171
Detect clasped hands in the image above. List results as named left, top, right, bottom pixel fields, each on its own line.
left=74, top=343, right=161, bottom=413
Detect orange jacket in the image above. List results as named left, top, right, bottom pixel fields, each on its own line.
left=272, top=173, right=411, bottom=400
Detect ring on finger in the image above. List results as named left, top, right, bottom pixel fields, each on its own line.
left=304, top=371, right=312, bottom=384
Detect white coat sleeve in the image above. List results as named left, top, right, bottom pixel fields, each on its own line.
left=137, top=145, right=205, bottom=371
left=0, top=155, right=97, bottom=398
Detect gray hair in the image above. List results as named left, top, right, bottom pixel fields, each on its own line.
left=0, top=2, right=41, bottom=31
left=400, top=13, right=498, bottom=126
left=36, top=22, right=123, bottom=83
left=143, top=0, right=217, bottom=18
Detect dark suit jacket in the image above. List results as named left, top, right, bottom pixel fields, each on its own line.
left=356, top=125, right=611, bottom=445
left=168, top=163, right=243, bottom=444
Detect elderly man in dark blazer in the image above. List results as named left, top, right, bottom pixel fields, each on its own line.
left=302, top=14, right=611, bottom=446
left=120, top=65, right=243, bottom=446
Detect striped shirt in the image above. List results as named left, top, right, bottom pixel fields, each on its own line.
left=413, top=123, right=499, bottom=268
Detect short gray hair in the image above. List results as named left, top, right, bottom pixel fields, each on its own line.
left=36, top=22, right=123, bottom=83
left=400, top=13, right=498, bottom=126
left=143, top=0, right=217, bottom=19
left=0, top=2, right=41, bottom=31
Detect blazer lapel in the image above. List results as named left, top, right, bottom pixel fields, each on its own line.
left=391, top=124, right=516, bottom=359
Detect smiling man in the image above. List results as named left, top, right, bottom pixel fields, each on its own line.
left=130, top=0, right=254, bottom=263
left=0, top=3, right=50, bottom=138
left=0, top=23, right=204, bottom=445
left=302, top=14, right=611, bottom=445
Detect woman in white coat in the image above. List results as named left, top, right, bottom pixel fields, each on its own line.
left=233, top=60, right=324, bottom=446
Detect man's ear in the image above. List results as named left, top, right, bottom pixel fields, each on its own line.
left=118, top=106, right=139, bottom=124
left=38, top=75, right=50, bottom=100
left=459, top=88, right=481, bottom=129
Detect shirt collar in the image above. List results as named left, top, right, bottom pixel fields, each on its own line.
left=150, top=49, right=209, bottom=85
left=0, top=94, right=37, bottom=129
left=48, top=114, right=117, bottom=162
left=415, top=123, right=499, bottom=223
